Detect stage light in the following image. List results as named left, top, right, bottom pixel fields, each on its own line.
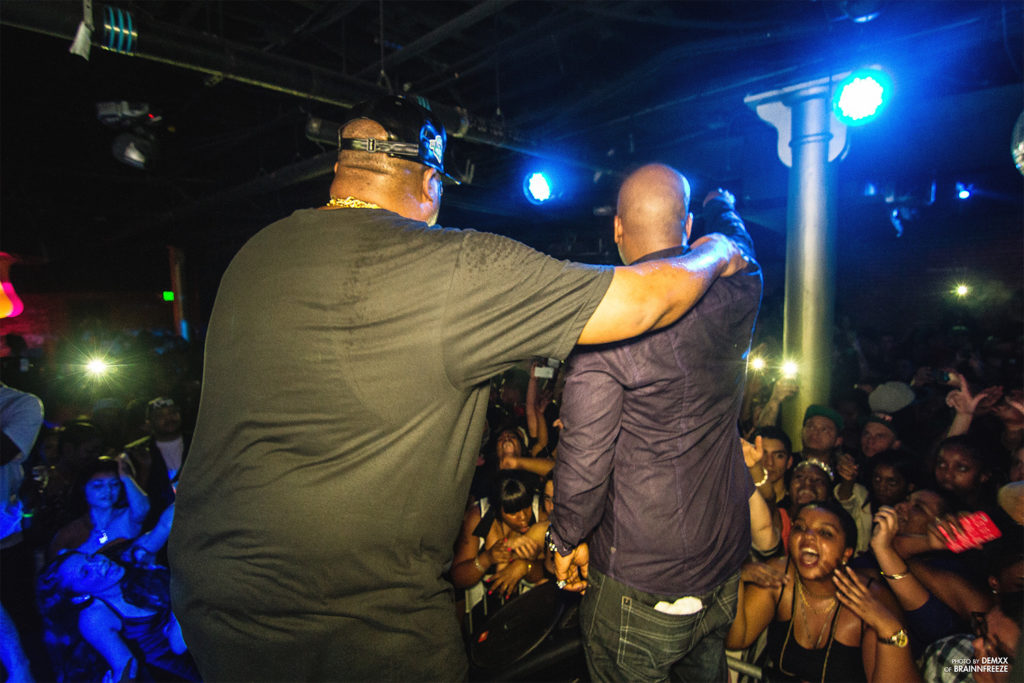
left=524, top=172, right=553, bottom=205
left=840, top=0, right=883, bottom=23
left=86, top=357, right=112, bottom=377
left=781, top=361, right=799, bottom=380
left=832, top=69, right=891, bottom=126
left=954, top=283, right=970, bottom=298
left=956, top=182, right=972, bottom=200
left=749, top=356, right=766, bottom=372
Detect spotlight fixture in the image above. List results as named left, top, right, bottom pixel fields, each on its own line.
left=97, top=101, right=161, bottom=127
left=840, top=0, right=884, bottom=23
left=524, top=171, right=554, bottom=205
left=832, top=68, right=892, bottom=126
left=112, top=132, right=157, bottom=170
left=955, top=182, right=972, bottom=200
left=98, top=101, right=163, bottom=170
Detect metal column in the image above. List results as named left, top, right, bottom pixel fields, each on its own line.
left=782, top=93, right=838, bottom=449
left=745, top=75, right=849, bottom=450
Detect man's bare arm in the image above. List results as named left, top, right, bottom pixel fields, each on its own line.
left=578, top=234, right=746, bottom=345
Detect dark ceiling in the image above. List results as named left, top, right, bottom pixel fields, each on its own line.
left=1, top=1, right=1022, bottom=332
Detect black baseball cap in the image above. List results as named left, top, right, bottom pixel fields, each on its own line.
left=340, top=96, right=461, bottom=184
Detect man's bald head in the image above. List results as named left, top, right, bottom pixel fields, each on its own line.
left=614, top=164, right=692, bottom=265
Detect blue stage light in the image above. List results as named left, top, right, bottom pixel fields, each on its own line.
left=956, top=182, right=972, bottom=200
left=832, top=69, right=891, bottom=126
left=524, top=172, right=553, bottom=204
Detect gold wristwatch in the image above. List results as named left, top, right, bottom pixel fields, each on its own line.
left=878, top=628, right=909, bottom=648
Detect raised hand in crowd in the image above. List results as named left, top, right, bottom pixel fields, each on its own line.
left=832, top=566, right=905, bottom=647
left=870, top=506, right=931, bottom=612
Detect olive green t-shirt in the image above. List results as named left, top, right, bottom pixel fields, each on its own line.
left=169, top=208, right=611, bottom=681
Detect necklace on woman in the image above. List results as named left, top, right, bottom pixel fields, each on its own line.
left=797, top=577, right=838, bottom=614
left=780, top=582, right=842, bottom=683
left=798, top=580, right=837, bottom=648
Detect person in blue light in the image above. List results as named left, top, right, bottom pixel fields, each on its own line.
left=37, top=545, right=199, bottom=682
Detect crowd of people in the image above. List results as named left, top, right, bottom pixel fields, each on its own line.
left=0, top=286, right=1022, bottom=683
left=464, top=318, right=1023, bottom=682
left=0, top=95, right=1020, bottom=683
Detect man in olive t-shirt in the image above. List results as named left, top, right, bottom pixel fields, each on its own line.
left=169, top=96, right=747, bottom=681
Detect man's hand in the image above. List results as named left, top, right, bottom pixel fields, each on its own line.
left=703, top=188, right=736, bottom=207
left=770, top=377, right=799, bottom=403
left=741, top=435, right=763, bottom=469
left=946, top=381, right=983, bottom=416
left=553, top=542, right=589, bottom=593
left=690, top=233, right=748, bottom=277
left=836, top=452, right=859, bottom=483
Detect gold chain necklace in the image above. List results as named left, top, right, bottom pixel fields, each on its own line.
left=325, top=196, right=381, bottom=209
left=798, top=581, right=837, bottom=648
left=778, top=574, right=842, bottom=683
left=797, top=577, right=839, bottom=614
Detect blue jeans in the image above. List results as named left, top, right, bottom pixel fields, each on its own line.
left=579, top=567, right=740, bottom=683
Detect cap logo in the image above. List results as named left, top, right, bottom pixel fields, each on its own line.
left=425, top=134, right=444, bottom=165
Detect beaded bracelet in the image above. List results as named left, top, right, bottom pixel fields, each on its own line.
left=751, top=466, right=769, bottom=488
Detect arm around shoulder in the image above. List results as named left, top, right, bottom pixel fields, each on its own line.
left=577, top=234, right=745, bottom=345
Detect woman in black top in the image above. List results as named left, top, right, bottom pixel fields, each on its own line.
left=727, top=500, right=921, bottom=682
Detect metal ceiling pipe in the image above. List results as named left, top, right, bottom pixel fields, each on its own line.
left=354, top=0, right=517, bottom=79
left=0, top=0, right=537, bottom=151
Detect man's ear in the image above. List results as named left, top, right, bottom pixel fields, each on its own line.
left=421, top=169, right=440, bottom=203
left=684, top=212, right=693, bottom=241
left=613, top=215, right=623, bottom=245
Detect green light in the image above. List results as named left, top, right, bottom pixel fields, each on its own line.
left=163, top=291, right=175, bottom=302
left=86, top=358, right=111, bottom=376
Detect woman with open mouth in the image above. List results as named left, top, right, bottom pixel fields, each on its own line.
left=727, top=499, right=921, bottom=682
